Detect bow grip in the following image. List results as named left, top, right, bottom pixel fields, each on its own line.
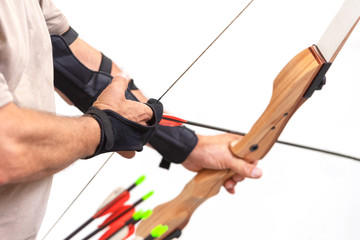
left=230, top=45, right=328, bottom=162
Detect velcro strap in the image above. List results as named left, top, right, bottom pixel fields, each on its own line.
left=159, top=159, right=171, bottom=169
left=86, top=107, right=115, bottom=150
left=127, top=79, right=139, bottom=90
left=61, top=27, right=78, bottom=45
left=99, top=53, right=113, bottom=74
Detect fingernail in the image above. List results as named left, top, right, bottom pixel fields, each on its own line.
left=251, top=168, right=262, bottom=178
left=225, top=182, right=235, bottom=190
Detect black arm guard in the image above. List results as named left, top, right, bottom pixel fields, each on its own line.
left=51, top=27, right=198, bottom=164
left=148, top=125, right=198, bottom=169
left=127, top=83, right=198, bottom=168
left=52, top=27, right=113, bottom=112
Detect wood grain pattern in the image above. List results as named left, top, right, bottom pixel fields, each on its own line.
left=230, top=46, right=325, bottom=161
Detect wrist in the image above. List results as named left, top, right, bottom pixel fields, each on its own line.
left=81, top=114, right=101, bottom=157
left=83, top=102, right=162, bottom=159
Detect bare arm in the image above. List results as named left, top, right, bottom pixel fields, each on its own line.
left=0, top=74, right=152, bottom=185
left=0, top=102, right=99, bottom=184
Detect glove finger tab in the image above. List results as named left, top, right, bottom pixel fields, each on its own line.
left=145, top=98, right=163, bottom=126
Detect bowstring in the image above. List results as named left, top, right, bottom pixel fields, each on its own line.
left=41, top=153, right=114, bottom=240
left=42, top=0, right=255, bottom=238
left=158, top=0, right=255, bottom=101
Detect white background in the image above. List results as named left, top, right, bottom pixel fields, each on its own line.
left=38, top=0, right=360, bottom=239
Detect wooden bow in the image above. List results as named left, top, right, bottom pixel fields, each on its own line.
left=40, top=1, right=360, bottom=239
left=134, top=0, right=360, bottom=239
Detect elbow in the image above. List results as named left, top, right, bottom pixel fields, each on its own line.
left=0, top=138, right=23, bottom=185
left=0, top=103, right=28, bottom=185
left=0, top=171, right=10, bottom=186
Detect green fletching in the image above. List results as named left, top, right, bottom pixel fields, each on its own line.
left=141, top=209, right=153, bottom=220
left=135, top=175, right=146, bottom=186
left=151, top=225, right=169, bottom=238
left=132, top=210, right=144, bottom=221
left=142, top=191, right=154, bottom=201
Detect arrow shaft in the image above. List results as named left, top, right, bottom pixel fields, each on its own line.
left=64, top=217, right=94, bottom=240
left=163, top=116, right=360, bottom=161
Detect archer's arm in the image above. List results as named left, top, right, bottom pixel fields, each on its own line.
left=0, top=102, right=99, bottom=184
left=0, top=75, right=154, bottom=185
left=58, top=33, right=262, bottom=194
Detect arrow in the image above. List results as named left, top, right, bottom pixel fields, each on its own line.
left=98, top=205, right=135, bottom=240
left=160, top=114, right=244, bottom=135
left=104, top=209, right=153, bottom=240
left=160, top=114, right=360, bottom=161
left=64, top=175, right=146, bottom=240
left=82, top=191, right=154, bottom=240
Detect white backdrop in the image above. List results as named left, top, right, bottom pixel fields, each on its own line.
left=38, top=0, right=360, bottom=239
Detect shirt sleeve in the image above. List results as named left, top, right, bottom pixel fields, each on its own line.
left=0, top=73, right=13, bottom=108
left=38, top=0, right=70, bottom=35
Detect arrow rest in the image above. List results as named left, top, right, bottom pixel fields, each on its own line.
left=303, top=46, right=331, bottom=98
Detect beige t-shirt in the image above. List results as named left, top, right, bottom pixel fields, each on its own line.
left=0, top=0, right=69, bottom=239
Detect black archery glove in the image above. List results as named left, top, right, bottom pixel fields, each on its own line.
left=85, top=98, right=163, bottom=158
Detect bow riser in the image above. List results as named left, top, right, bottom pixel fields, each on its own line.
left=231, top=46, right=326, bottom=161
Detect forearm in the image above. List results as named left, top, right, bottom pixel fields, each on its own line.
left=53, top=31, right=196, bottom=166
left=0, top=103, right=99, bottom=184
left=69, top=37, right=123, bottom=77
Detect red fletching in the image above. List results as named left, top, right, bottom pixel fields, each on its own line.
left=98, top=206, right=135, bottom=240
left=99, top=205, right=133, bottom=228
left=93, top=191, right=130, bottom=218
left=99, top=206, right=135, bottom=240
left=125, top=224, right=135, bottom=239
left=160, top=114, right=186, bottom=127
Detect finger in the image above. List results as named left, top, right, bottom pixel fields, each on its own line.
left=111, top=74, right=129, bottom=92
left=124, top=101, right=154, bottom=125
left=223, top=174, right=245, bottom=194
left=224, top=179, right=236, bottom=194
left=229, top=159, right=262, bottom=179
left=140, top=104, right=154, bottom=125
left=114, top=72, right=131, bottom=82
left=117, top=151, right=136, bottom=159
left=93, top=75, right=129, bottom=109
left=232, top=174, right=245, bottom=183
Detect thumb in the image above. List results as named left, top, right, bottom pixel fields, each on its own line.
left=229, top=159, right=262, bottom=179
left=111, top=74, right=130, bottom=95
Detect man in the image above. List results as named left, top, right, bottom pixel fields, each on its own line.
left=0, top=0, right=262, bottom=239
